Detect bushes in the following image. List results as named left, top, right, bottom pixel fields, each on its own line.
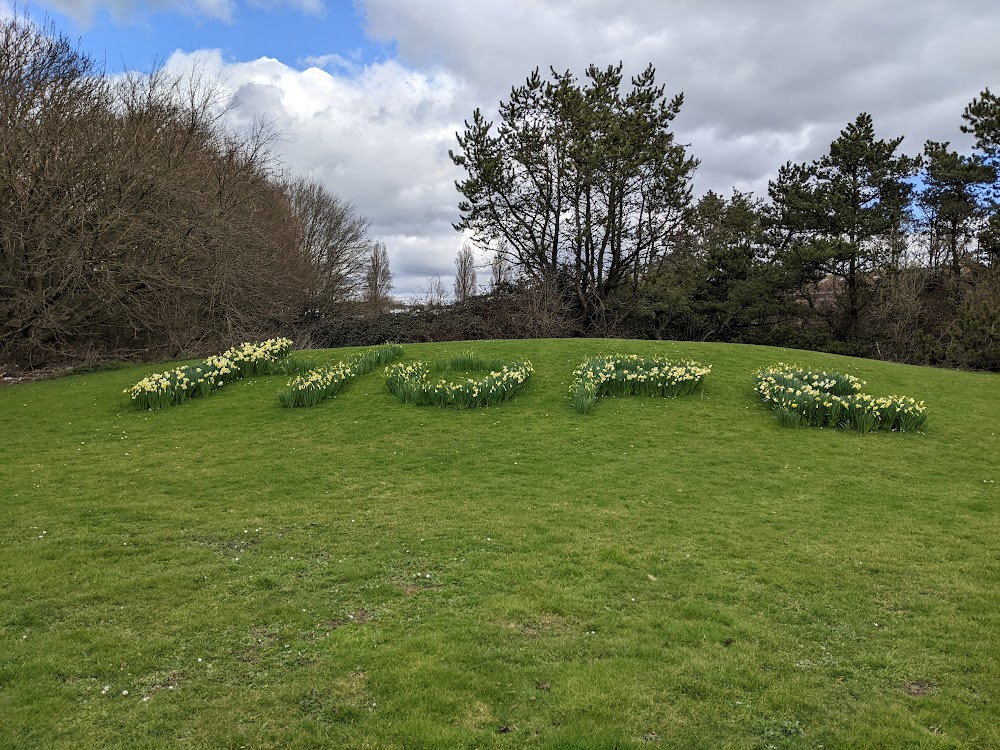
left=570, top=355, right=711, bottom=414
left=753, top=364, right=927, bottom=433
left=385, top=354, right=534, bottom=409
left=278, top=344, right=403, bottom=408
left=125, top=338, right=294, bottom=410
left=0, top=15, right=375, bottom=371
left=306, top=282, right=580, bottom=349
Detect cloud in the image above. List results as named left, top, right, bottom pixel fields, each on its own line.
left=164, top=49, right=469, bottom=296
left=361, top=0, right=997, bottom=168
left=299, top=52, right=359, bottom=73
left=129, top=1, right=1000, bottom=293
left=249, top=0, right=323, bottom=16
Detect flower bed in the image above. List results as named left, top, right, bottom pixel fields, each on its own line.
left=570, top=354, right=711, bottom=414
left=278, top=344, right=403, bottom=408
left=385, top=353, right=533, bottom=409
left=753, top=364, right=927, bottom=433
left=125, top=338, right=294, bottom=410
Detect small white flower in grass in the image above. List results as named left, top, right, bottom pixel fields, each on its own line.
left=122, top=690, right=128, bottom=696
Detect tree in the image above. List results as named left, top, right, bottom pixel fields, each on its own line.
left=768, top=113, right=919, bottom=339
left=962, top=88, right=1000, bottom=161
left=960, top=89, right=1000, bottom=265
left=453, top=243, right=477, bottom=302
left=363, top=240, right=393, bottom=311
left=0, top=13, right=312, bottom=367
left=285, top=177, right=371, bottom=317
left=451, top=63, right=698, bottom=325
left=424, top=274, right=448, bottom=306
left=489, top=248, right=514, bottom=290
left=633, top=191, right=815, bottom=343
left=917, top=141, right=995, bottom=276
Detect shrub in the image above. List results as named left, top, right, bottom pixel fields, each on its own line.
left=385, top=354, right=533, bottom=409
left=125, top=338, right=294, bottom=410
left=753, top=364, right=927, bottom=433
left=570, top=355, right=711, bottom=414
left=278, top=344, right=403, bottom=408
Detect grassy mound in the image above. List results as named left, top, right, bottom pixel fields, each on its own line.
left=1, top=339, right=997, bottom=749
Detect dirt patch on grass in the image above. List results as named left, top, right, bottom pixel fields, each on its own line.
left=507, top=612, right=579, bottom=638
left=904, top=680, right=935, bottom=697
left=216, top=537, right=260, bottom=553
left=238, top=627, right=279, bottom=663
left=324, top=609, right=372, bottom=631
left=189, top=535, right=261, bottom=555
left=136, top=669, right=185, bottom=700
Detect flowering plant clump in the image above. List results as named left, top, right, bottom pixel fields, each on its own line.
left=570, top=354, right=711, bottom=414
left=753, top=363, right=928, bottom=433
left=385, top=353, right=533, bottom=409
left=125, top=338, right=294, bottom=410
left=278, top=344, right=403, bottom=408
left=221, top=337, right=294, bottom=377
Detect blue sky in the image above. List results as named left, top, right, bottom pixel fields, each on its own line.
left=33, top=2, right=390, bottom=73
left=10, top=0, right=998, bottom=298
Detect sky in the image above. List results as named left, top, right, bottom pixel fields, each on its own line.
left=7, top=0, right=1000, bottom=298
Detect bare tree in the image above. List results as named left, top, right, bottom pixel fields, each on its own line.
left=425, top=274, right=448, bottom=306
left=453, top=243, right=477, bottom=302
left=489, top=247, right=514, bottom=290
left=286, top=177, right=371, bottom=318
left=364, top=240, right=393, bottom=311
left=0, top=13, right=312, bottom=367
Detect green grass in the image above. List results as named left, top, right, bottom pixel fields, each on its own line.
left=1, top=339, right=998, bottom=749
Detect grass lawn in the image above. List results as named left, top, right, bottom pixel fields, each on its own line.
left=1, top=338, right=998, bottom=749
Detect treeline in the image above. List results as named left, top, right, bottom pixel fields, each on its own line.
left=447, top=65, right=1000, bottom=370
left=1, top=15, right=391, bottom=370
left=4, top=13, right=999, bottom=372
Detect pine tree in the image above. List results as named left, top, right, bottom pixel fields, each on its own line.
left=450, top=63, right=698, bottom=325
left=768, top=113, right=919, bottom=339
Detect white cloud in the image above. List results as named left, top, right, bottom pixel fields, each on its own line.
left=361, top=0, right=997, bottom=163
left=146, top=1, right=1000, bottom=292
left=299, top=52, right=359, bottom=73
left=164, top=49, right=469, bottom=295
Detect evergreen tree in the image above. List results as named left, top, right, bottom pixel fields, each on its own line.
left=451, top=63, right=698, bottom=326
left=960, top=88, right=1000, bottom=265
left=768, top=113, right=919, bottom=339
left=918, top=141, right=995, bottom=275
left=962, top=88, right=1000, bottom=161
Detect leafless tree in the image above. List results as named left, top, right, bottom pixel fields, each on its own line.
left=489, top=247, right=514, bottom=290
left=363, top=240, right=393, bottom=311
left=424, top=274, right=448, bottom=306
left=453, top=243, right=477, bottom=302
left=286, top=177, right=370, bottom=318
left=0, top=13, right=343, bottom=367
